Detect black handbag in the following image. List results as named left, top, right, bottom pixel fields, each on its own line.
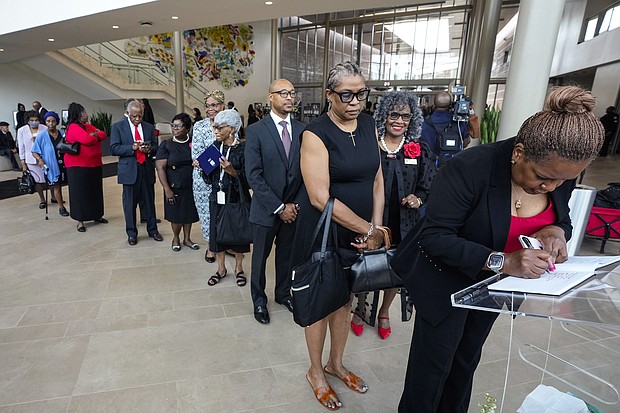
left=349, top=226, right=403, bottom=293
left=17, top=170, right=35, bottom=194
left=215, top=177, right=253, bottom=245
left=290, top=198, right=351, bottom=327
left=56, top=137, right=80, bottom=155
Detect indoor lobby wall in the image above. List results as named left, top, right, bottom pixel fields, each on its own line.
left=551, top=0, right=620, bottom=81
left=0, top=62, right=123, bottom=131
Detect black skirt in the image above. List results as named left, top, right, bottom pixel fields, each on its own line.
left=67, top=166, right=104, bottom=221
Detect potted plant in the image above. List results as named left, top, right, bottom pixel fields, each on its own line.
left=90, top=110, right=113, bottom=155
left=480, top=106, right=501, bottom=144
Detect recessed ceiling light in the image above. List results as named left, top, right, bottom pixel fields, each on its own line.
left=171, top=16, right=179, bottom=20
left=48, top=38, right=55, bottom=42
left=265, top=1, right=273, bottom=4
left=112, top=25, right=119, bottom=29
left=0, top=48, right=4, bottom=52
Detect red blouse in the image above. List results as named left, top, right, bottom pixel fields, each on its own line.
left=505, top=199, right=557, bottom=253
left=64, top=123, right=106, bottom=168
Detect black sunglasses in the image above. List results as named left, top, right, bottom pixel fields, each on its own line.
left=330, top=88, right=370, bottom=103
left=388, top=112, right=413, bottom=121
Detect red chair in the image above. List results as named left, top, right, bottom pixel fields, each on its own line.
left=585, top=206, right=620, bottom=253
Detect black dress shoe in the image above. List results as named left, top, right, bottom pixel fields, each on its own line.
left=141, top=218, right=162, bottom=223
left=149, top=232, right=164, bottom=242
left=276, top=298, right=294, bottom=313
left=254, top=306, right=270, bottom=324
left=94, top=217, right=108, bottom=224
left=128, top=236, right=138, bottom=245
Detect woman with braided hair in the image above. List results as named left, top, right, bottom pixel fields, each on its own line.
left=393, top=85, right=605, bottom=413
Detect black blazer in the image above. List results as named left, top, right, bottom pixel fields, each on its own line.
left=245, top=115, right=304, bottom=227
left=391, top=138, right=575, bottom=326
left=110, top=119, right=158, bottom=185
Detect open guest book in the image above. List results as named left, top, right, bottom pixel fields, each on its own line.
left=488, top=256, right=620, bottom=296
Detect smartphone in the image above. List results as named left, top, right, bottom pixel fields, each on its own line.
left=518, top=235, right=543, bottom=250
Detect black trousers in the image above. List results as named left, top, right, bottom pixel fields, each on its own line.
left=122, top=163, right=158, bottom=237
left=398, top=308, right=499, bottom=413
left=250, top=220, right=295, bottom=308
left=0, top=149, right=19, bottom=168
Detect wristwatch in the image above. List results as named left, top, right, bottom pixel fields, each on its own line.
left=486, top=252, right=505, bottom=274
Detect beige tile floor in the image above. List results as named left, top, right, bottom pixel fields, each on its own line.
left=0, top=155, right=619, bottom=413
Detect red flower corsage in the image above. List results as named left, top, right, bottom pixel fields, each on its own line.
left=403, top=142, right=421, bottom=158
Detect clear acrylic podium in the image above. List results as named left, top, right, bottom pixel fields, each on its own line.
left=452, top=262, right=620, bottom=412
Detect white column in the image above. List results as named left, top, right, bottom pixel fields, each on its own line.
left=173, top=30, right=184, bottom=113
left=496, top=0, right=566, bottom=141
left=271, top=19, right=281, bottom=81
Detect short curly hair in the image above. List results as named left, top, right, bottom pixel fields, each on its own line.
left=373, top=91, right=423, bottom=143
left=516, top=86, right=604, bottom=163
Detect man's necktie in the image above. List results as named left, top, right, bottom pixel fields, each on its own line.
left=279, top=120, right=291, bottom=159
left=135, top=125, right=146, bottom=164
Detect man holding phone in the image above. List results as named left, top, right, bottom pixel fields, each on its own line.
left=110, top=100, right=162, bottom=245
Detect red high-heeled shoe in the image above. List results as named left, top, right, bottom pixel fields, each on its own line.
left=378, top=316, right=391, bottom=340
left=350, top=320, right=364, bottom=336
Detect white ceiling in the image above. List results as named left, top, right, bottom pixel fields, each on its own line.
left=0, top=0, right=419, bottom=64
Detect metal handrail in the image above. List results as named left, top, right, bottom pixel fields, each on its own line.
left=73, top=41, right=208, bottom=103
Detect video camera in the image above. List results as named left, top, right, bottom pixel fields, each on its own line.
left=451, top=86, right=471, bottom=122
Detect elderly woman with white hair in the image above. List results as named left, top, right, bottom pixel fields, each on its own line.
left=204, top=109, right=251, bottom=287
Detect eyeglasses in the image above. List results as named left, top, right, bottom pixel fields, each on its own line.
left=330, top=88, right=370, bottom=103
left=388, top=112, right=413, bottom=121
left=270, top=89, right=296, bottom=98
left=213, top=124, right=230, bottom=131
left=171, top=124, right=184, bottom=129
left=205, top=102, right=222, bottom=109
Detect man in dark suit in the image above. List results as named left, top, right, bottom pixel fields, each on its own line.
left=32, top=101, right=48, bottom=123
left=110, top=100, right=163, bottom=245
left=245, top=79, right=304, bottom=324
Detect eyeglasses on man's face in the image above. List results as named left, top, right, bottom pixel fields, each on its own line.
left=388, top=112, right=413, bottom=122
left=330, top=88, right=370, bottom=103
left=270, top=89, right=296, bottom=98
left=205, top=102, right=222, bottom=109
left=171, top=123, right=185, bottom=129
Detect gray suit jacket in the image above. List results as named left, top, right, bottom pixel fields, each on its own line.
left=110, top=119, right=158, bottom=185
left=245, top=116, right=304, bottom=227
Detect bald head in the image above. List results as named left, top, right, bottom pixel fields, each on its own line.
left=434, top=92, right=452, bottom=110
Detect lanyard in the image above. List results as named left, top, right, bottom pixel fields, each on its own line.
left=218, top=143, right=232, bottom=189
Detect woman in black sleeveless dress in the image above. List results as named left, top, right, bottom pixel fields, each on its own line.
left=155, top=113, right=199, bottom=251
left=290, top=62, right=385, bottom=411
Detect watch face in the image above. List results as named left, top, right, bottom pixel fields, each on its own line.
left=488, top=254, right=504, bottom=268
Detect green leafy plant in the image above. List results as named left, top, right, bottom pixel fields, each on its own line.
left=89, top=110, right=113, bottom=136
left=478, top=393, right=496, bottom=413
left=480, top=106, right=501, bottom=144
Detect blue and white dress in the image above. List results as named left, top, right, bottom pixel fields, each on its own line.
left=191, top=118, right=216, bottom=241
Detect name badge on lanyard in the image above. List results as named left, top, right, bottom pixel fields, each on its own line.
left=217, top=144, right=232, bottom=205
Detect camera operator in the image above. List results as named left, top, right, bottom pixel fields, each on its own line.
left=420, top=91, right=469, bottom=168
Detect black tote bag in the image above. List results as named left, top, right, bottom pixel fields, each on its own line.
left=290, top=198, right=350, bottom=327
left=215, top=177, right=253, bottom=245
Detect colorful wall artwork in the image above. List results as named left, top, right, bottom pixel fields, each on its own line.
left=125, top=24, right=255, bottom=89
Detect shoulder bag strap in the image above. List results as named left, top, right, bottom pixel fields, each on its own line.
left=303, top=198, right=334, bottom=260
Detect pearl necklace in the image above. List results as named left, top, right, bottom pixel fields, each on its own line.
left=380, top=135, right=406, bottom=159
left=173, top=136, right=190, bottom=144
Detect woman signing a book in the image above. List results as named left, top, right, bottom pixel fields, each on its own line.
left=392, top=85, right=605, bottom=413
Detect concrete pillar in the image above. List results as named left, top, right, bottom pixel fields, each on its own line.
left=173, top=30, right=185, bottom=113
left=463, top=0, right=485, bottom=90
left=470, top=0, right=502, bottom=118
left=496, top=0, right=566, bottom=141
left=271, top=19, right=281, bottom=81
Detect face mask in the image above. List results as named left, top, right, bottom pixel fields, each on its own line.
left=28, top=121, right=39, bottom=128
left=469, top=109, right=475, bottom=115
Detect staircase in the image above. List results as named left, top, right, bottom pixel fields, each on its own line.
left=21, top=41, right=205, bottom=118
